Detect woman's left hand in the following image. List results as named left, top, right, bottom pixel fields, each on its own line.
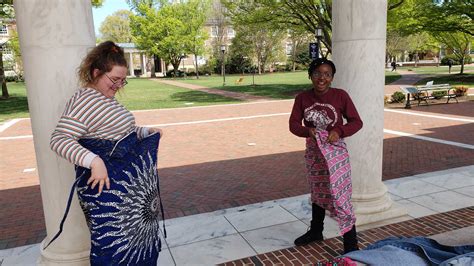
left=327, top=130, right=340, bottom=143
left=150, top=128, right=163, bottom=137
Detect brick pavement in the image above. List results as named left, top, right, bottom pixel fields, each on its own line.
left=1, top=81, right=473, bottom=249
left=221, top=206, right=474, bottom=265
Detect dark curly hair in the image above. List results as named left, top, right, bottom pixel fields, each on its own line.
left=308, top=58, right=336, bottom=77
left=77, top=41, right=128, bottom=87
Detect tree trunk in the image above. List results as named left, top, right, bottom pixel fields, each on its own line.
left=150, top=55, right=156, bottom=78
left=0, top=50, right=9, bottom=99
left=194, top=54, right=199, bottom=79
left=414, top=52, right=418, bottom=68
left=172, top=59, right=181, bottom=78
left=460, top=57, right=464, bottom=74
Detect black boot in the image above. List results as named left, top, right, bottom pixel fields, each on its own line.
left=294, top=204, right=325, bottom=246
left=343, top=225, right=359, bottom=254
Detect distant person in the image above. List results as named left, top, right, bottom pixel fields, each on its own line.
left=289, top=58, right=363, bottom=254
left=391, top=61, right=397, bottom=71
left=49, top=41, right=165, bottom=265
left=447, top=59, right=453, bottom=73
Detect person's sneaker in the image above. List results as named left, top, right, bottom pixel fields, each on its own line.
left=294, top=228, right=323, bottom=246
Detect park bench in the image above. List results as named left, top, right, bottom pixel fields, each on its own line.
left=235, top=77, right=244, bottom=85
left=400, top=83, right=458, bottom=108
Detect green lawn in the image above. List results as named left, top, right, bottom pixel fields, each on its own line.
left=0, top=82, right=29, bottom=122
left=398, top=65, right=474, bottom=74
left=175, top=71, right=311, bottom=99
left=116, top=78, right=240, bottom=109
left=176, top=70, right=402, bottom=98
left=414, top=73, right=474, bottom=87
left=385, top=70, right=402, bottom=84
left=0, top=79, right=240, bottom=123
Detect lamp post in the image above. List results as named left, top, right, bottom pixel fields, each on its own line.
left=220, top=44, right=226, bottom=86
left=315, top=27, right=323, bottom=59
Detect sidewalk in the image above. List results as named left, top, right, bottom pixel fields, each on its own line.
left=1, top=166, right=473, bottom=265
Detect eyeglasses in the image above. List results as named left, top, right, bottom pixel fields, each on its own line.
left=105, top=73, right=128, bottom=88
left=311, top=72, right=333, bottom=79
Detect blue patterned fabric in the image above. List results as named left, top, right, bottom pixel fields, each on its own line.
left=74, top=132, right=163, bottom=265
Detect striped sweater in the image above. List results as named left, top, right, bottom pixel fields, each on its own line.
left=50, top=88, right=150, bottom=169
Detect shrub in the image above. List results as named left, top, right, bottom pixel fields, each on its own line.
left=454, top=86, right=468, bottom=97
left=391, top=91, right=406, bottom=103
left=432, top=90, right=447, bottom=99
left=166, top=69, right=185, bottom=77
left=441, top=55, right=472, bottom=65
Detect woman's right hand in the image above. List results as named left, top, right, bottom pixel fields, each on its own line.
left=88, top=157, right=110, bottom=195
left=309, top=128, right=317, bottom=139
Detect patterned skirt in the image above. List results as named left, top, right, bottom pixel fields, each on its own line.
left=305, top=130, right=356, bottom=235
left=46, top=132, right=164, bottom=266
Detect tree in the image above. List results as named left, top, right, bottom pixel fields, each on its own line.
left=287, top=29, right=312, bottom=71
left=224, top=0, right=405, bottom=56
left=130, top=1, right=208, bottom=77
left=405, top=32, right=438, bottom=67
left=233, top=23, right=286, bottom=74
left=8, top=28, right=22, bottom=81
left=91, top=0, right=105, bottom=8
left=0, top=0, right=14, bottom=99
left=99, top=10, right=133, bottom=43
left=435, top=32, right=472, bottom=74
left=180, top=0, right=209, bottom=79
left=415, top=0, right=473, bottom=36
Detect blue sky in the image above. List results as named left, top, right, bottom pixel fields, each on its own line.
left=92, top=0, right=130, bottom=36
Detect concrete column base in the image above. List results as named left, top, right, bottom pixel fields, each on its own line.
left=38, top=240, right=89, bottom=266
left=353, top=187, right=408, bottom=226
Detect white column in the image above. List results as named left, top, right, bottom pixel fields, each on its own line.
left=129, top=52, right=134, bottom=76
left=332, top=0, right=407, bottom=225
left=14, top=0, right=94, bottom=264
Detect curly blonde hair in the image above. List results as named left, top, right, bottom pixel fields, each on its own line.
left=77, top=41, right=128, bottom=87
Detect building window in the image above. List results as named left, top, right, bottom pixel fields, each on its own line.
left=0, top=45, right=12, bottom=55
left=0, top=25, right=8, bottom=35
left=286, top=43, right=293, bottom=55
left=227, top=27, right=235, bottom=38
left=211, top=26, right=218, bottom=37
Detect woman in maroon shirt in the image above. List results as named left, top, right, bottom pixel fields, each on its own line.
left=289, top=58, right=363, bottom=254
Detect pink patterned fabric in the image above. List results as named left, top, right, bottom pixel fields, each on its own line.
left=305, top=130, right=356, bottom=235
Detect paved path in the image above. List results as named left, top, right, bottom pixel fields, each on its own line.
left=0, top=73, right=473, bottom=249
left=152, top=78, right=273, bottom=101
left=384, top=69, right=434, bottom=95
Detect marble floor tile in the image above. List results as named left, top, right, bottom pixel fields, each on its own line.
left=164, top=215, right=237, bottom=248
left=454, top=186, right=474, bottom=198
left=385, top=179, right=446, bottom=198
left=0, top=244, right=39, bottom=266
left=225, top=205, right=297, bottom=232
left=277, top=196, right=312, bottom=220
left=409, top=191, right=474, bottom=213
left=421, top=172, right=474, bottom=189
left=240, top=220, right=308, bottom=254
left=169, top=234, right=256, bottom=265
left=395, top=199, right=438, bottom=218
left=388, top=192, right=402, bottom=201
left=157, top=248, right=176, bottom=266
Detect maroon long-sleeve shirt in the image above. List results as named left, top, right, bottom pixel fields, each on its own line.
left=289, top=88, right=363, bottom=138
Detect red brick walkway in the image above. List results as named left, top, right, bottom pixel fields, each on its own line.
left=1, top=83, right=473, bottom=249
left=221, top=206, right=474, bottom=265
